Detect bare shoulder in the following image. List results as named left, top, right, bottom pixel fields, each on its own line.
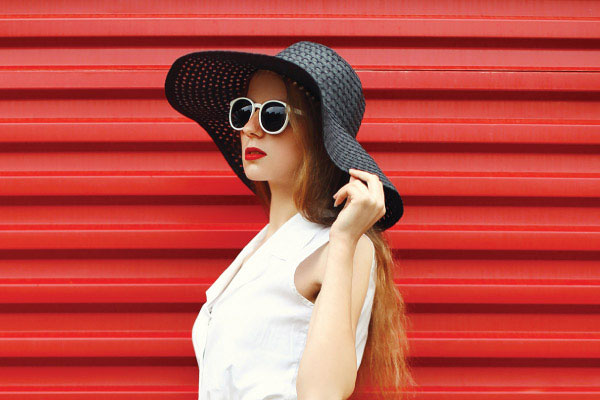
left=305, top=232, right=374, bottom=287
left=355, top=234, right=375, bottom=266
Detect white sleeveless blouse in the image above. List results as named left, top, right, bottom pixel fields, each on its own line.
left=192, top=211, right=377, bottom=399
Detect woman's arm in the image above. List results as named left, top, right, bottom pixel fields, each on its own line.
left=296, top=232, right=374, bottom=400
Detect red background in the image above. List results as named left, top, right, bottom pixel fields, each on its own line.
left=0, top=1, right=599, bottom=398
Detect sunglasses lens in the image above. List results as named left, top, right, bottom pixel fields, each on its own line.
left=230, top=98, right=253, bottom=129
left=261, top=102, right=287, bottom=133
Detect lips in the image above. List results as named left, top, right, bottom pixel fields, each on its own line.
left=245, top=147, right=266, bottom=160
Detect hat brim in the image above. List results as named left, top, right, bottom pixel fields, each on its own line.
left=164, top=49, right=403, bottom=230
left=323, top=112, right=403, bottom=230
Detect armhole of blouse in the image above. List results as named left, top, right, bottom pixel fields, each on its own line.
left=288, top=231, right=376, bottom=309
left=287, top=228, right=330, bottom=308
left=287, top=246, right=326, bottom=309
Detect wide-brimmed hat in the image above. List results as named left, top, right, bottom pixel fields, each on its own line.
left=164, top=40, right=403, bottom=230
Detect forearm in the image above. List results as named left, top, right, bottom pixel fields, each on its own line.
left=296, top=234, right=358, bottom=399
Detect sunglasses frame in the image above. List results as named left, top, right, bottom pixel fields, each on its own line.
left=229, top=97, right=305, bottom=135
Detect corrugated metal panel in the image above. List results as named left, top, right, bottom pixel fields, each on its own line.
left=1, top=1, right=599, bottom=399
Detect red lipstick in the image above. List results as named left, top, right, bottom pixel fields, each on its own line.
left=245, top=147, right=266, bottom=160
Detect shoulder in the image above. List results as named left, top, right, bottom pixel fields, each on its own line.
left=302, top=229, right=374, bottom=278
left=320, top=228, right=374, bottom=268
left=352, top=234, right=376, bottom=293
left=324, top=231, right=374, bottom=277
left=355, top=234, right=374, bottom=264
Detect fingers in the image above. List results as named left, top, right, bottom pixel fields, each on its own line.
left=333, top=181, right=364, bottom=208
left=348, top=168, right=383, bottom=196
left=350, top=169, right=383, bottom=203
left=332, top=168, right=386, bottom=214
left=346, top=168, right=386, bottom=218
left=333, top=177, right=368, bottom=204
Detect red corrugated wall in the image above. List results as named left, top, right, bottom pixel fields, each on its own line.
left=1, top=1, right=599, bottom=399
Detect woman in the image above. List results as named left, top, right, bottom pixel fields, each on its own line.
left=165, top=41, right=414, bottom=400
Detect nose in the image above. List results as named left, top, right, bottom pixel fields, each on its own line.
left=241, top=108, right=264, bottom=138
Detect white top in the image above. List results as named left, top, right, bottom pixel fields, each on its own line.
left=192, top=211, right=377, bottom=399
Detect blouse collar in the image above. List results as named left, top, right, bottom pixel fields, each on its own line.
left=263, top=211, right=326, bottom=261
left=204, top=211, right=327, bottom=308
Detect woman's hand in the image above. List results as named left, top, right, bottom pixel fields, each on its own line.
left=330, top=168, right=386, bottom=243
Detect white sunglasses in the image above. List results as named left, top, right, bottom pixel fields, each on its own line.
left=229, top=97, right=305, bottom=135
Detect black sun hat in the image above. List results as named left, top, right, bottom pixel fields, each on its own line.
left=164, top=40, right=403, bottom=231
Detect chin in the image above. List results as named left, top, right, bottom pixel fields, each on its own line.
left=243, top=169, right=268, bottom=182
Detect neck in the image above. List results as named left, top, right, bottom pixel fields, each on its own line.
left=266, top=182, right=298, bottom=237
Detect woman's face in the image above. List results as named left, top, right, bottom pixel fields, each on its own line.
left=239, top=71, right=304, bottom=188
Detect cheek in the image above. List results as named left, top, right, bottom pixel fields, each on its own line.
left=274, top=139, right=302, bottom=173
left=284, top=137, right=303, bottom=166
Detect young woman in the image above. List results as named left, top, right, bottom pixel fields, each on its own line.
left=165, top=41, right=414, bottom=400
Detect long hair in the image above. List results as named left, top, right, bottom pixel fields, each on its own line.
left=246, top=69, right=416, bottom=399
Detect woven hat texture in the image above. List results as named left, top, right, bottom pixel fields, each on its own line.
left=164, top=41, right=403, bottom=230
